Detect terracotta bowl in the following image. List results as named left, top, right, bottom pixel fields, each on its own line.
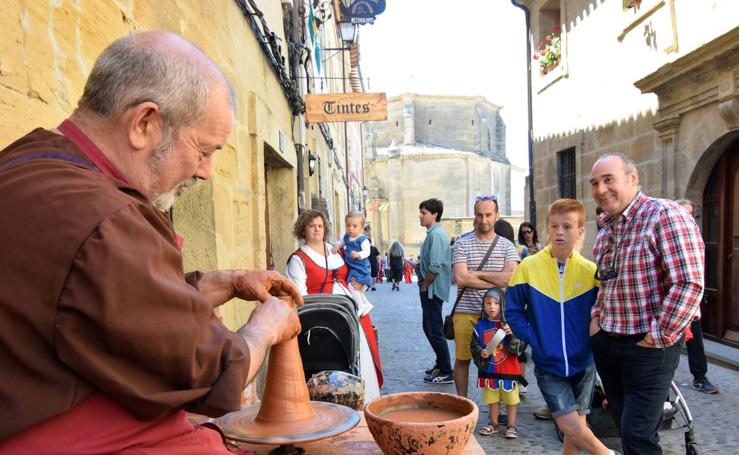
left=364, top=392, right=479, bottom=455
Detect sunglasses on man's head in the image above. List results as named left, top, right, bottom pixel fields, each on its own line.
left=475, top=195, right=497, bottom=203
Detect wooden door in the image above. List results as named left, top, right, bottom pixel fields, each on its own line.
left=702, top=144, right=739, bottom=345
left=727, top=148, right=739, bottom=342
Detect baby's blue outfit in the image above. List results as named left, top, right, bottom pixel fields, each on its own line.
left=343, top=233, right=373, bottom=288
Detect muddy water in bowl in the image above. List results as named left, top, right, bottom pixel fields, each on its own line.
left=365, top=392, right=478, bottom=455
left=380, top=407, right=465, bottom=423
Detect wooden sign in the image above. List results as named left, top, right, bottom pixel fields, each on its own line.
left=305, top=93, right=387, bottom=123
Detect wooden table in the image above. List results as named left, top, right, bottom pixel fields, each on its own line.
left=229, top=412, right=485, bottom=454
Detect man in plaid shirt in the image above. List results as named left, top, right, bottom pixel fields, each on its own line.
left=589, top=153, right=704, bottom=455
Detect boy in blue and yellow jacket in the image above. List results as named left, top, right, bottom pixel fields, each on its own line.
left=505, top=199, right=616, bottom=455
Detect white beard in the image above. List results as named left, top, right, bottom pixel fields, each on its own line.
left=154, top=188, right=179, bottom=212
left=153, top=178, right=198, bottom=212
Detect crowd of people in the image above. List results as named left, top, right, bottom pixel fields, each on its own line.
left=0, top=29, right=717, bottom=455
left=409, top=153, right=712, bottom=455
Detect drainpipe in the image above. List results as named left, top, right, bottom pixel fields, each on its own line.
left=511, top=0, right=536, bottom=226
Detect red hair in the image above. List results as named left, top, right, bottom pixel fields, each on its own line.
left=547, top=199, right=585, bottom=227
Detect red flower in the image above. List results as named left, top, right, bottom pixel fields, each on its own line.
left=533, top=54, right=539, bottom=60
left=553, top=25, right=561, bottom=33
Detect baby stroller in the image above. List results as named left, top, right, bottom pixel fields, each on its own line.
left=555, top=377, right=699, bottom=455
left=297, top=294, right=361, bottom=381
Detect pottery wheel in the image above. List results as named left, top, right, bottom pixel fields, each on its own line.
left=215, top=401, right=360, bottom=445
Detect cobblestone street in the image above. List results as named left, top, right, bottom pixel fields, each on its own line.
left=367, top=280, right=739, bottom=455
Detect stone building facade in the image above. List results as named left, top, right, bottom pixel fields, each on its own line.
left=363, top=94, right=511, bottom=254
left=518, top=0, right=739, bottom=345
left=0, top=0, right=370, bottom=329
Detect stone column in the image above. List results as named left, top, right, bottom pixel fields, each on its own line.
left=653, top=115, right=681, bottom=199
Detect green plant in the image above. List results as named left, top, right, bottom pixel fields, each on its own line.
left=534, top=26, right=561, bottom=74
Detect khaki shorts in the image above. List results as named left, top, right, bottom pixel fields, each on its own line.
left=482, top=382, right=521, bottom=406
left=453, top=313, right=479, bottom=361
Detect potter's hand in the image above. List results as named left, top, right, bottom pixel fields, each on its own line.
left=237, top=296, right=302, bottom=383
left=480, top=349, right=490, bottom=359
left=192, top=270, right=237, bottom=308
left=243, top=296, right=301, bottom=344
left=232, top=270, right=304, bottom=307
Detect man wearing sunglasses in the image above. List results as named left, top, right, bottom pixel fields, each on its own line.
left=589, top=153, right=704, bottom=455
left=451, top=195, right=520, bottom=397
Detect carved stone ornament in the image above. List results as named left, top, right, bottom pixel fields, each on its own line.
left=653, top=115, right=681, bottom=144
left=717, top=71, right=739, bottom=130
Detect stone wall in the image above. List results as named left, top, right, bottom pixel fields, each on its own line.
left=367, top=94, right=507, bottom=161
left=366, top=151, right=508, bottom=255
left=522, top=0, right=739, bottom=257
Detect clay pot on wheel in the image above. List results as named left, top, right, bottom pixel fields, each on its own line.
left=364, top=392, right=478, bottom=455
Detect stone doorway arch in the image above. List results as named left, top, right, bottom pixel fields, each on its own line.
left=686, top=134, right=739, bottom=346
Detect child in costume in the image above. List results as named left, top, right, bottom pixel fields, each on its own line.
left=470, top=287, right=526, bottom=439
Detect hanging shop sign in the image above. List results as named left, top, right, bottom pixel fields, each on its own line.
left=305, top=92, right=387, bottom=123
left=339, top=0, right=386, bottom=24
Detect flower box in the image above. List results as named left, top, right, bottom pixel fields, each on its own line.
left=534, top=26, right=561, bottom=75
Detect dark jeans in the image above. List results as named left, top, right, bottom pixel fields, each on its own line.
left=686, top=319, right=708, bottom=380
left=591, top=331, right=680, bottom=455
left=420, top=290, right=451, bottom=374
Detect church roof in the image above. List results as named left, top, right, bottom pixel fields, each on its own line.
left=372, top=143, right=510, bottom=165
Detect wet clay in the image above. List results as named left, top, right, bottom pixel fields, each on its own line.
left=255, top=337, right=315, bottom=423
left=214, top=295, right=360, bottom=445
left=380, top=407, right=464, bottom=423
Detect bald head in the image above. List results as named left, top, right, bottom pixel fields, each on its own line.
left=590, top=152, right=640, bottom=216
left=78, top=30, right=235, bottom=133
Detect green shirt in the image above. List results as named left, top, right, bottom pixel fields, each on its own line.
left=419, top=223, right=451, bottom=302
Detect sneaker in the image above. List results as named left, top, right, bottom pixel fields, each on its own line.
left=518, top=384, right=527, bottom=394
left=533, top=407, right=552, bottom=420
left=423, top=369, right=438, bottom=382
left=425, top=366, right=439, bottom=375
left=505, top=426, right=519, bottom=439
left=425, top=373, right=454, bottom=384
left=693, top=377, right=719, bottom=394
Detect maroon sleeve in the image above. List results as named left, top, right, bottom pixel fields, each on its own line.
left=54, top=204, right=250, bottom=419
